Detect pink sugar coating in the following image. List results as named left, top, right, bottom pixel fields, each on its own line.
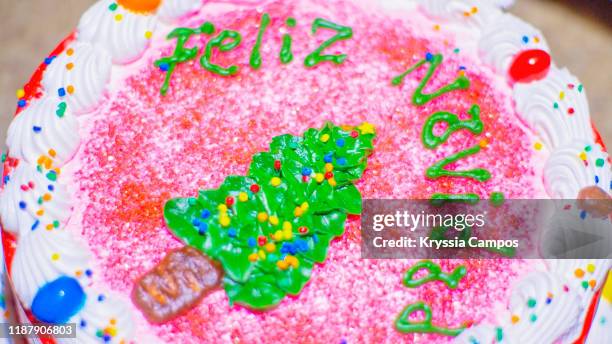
left=74, top=1, right=543, bottom=342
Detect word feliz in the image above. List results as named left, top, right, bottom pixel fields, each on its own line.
left=155, top=14, right=353, bottom=95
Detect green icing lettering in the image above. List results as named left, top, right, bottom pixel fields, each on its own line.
left=391, top=53, right=470, bottom=106
left=422, top=104, right=483, bottom=149
left=395, top=301, right=465, bottom=336
left=200, top=29, right=243, bottom=76
left=250, top=13, right=271, bottom=70
left=426, top=144, right=491, bottom=182
left=403, top=260, right=466, bottom=289
left=304, top=18, right=353, bottom=67
left=430, top=193, right=480, bottom=205
left=155, top=22, right=215, bottom=95
left=280, top=18, right=297, bottom=64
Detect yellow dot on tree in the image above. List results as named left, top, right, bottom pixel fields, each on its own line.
left=270, top=177, right=281, bottom=187
left=257, top=212, right=268, bottom=222
left=238, top=192, right=248, bottom=202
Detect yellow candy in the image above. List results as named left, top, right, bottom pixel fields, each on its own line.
left=300, top=202, right=309, bottom=211
left=320, top=134, right=330, bottom=143
left=325, top=163, right=334, bottom=172
left=282, top=228, right=293, bottom=240
left=294, top=207, right=303, bottom=217
left=16, top=89, right=25, bottom=99
left=270, top=177, right=282, bottom=187
left=277, top=260, right=289, bottom=270
left=258, top=250, right=266, bottom=260
left=285, top=255, right=299, bottom=268
left=269, top=215, right=279, bottom=226
left=328, top=178, right=337, bottom=187
left=282, top=221, right=292, bottom=232
left=218, top=204, right=228, bottom=213
left=357, top=122, right=376, bottom=135
left=315, top=173, right=324, bottom=183
left=219, top=214, right=230, bottom=227
left=257, top=212, right=268, bottom=222
left=273, top=230, right=283, bottom=241
left=248, top=253, right=259, bottom=262
left=579, top=152, right=587, bottom=161
left=264, top=242, right=276, bottom=253
left=238, top=192, right=248, bottom=202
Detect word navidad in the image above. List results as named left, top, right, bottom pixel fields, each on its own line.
left=155, top=14, right=353, bottom=95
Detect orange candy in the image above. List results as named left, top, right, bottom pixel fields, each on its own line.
left=117, top=0, right=161, bottom=14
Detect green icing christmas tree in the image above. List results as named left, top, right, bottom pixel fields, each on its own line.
left=164, top=122, right=376, bottom=309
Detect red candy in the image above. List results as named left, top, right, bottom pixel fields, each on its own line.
left=225, top=196, right=234, bottom=207
left=508, top=49, right=551, bottom=83
left=298, top=226, right=308, bottom=234
left=273, top=160, right=281, bottom=170
left=250, top=184, right=260, bottom=193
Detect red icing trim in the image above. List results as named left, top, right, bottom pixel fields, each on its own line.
left=15, top=32, right=76, bottom=116
left=573, top=287, right=603, bottom=344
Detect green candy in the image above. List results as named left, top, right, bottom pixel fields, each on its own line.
left=403, top=260, right=466, bottom=289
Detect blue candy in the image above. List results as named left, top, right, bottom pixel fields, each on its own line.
left=324, top=153, right=333, bottom=163
left=301, top=167, right=313, bottom=176
left=228, top=228, right=237, bottom=238
left=31, top=276, right=86, bottom=324
left=336, top=138, right=345, bottom=147
left=336, top=157, right=347, bottom=166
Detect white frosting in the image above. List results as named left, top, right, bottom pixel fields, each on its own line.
left=586, top=295, right=611, bottom=344
left=478, top=13, right=549, bottom=75
left=453, top=324, right=496, bottom=343
left=157, top=0, right=201, bottom=22
left=418, top=0, right=502, bottom=29
left=11, top=229, right=92, bottom=307
left=502, top=271, right=582, bottom=343
left=41, top=42, right=112, bottom=115
left=514, top=67, right=592, bottom=150
left=62, top=292, right=135, bottom=344
left=7, top=96, right=80, bottom=167
left=77, top=0, right=157, bottom=64
left=543, top=139, right=611, bottom=199
left=0, top=162, right=72, bottom=237
left=547, top=259, right=611, bottom=310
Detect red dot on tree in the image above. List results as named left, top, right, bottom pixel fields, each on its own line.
left=350, top=130, right=359, bottom=138
left=250, top=184, right=260, bottom=193
left=325, top=172, right=334, bottom=179
left=257, top=236, right=267, bottom=246
left=508, top=49, right=551, bottom=83
left=274, top=160, right=281, bottom=170
left=298, top=226, right=308, bottom=234
left=225, top=196, right=235, bottom=207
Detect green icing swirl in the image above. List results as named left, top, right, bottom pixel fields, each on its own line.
left=280, top=18, right=296, bottom=65
left=426, top=144, right=491, bottom=182
left=395, top=301, right=465, bottom=336
left=164, top=122, right=376, bottom=309
left=155, top=22, right=215, bottom=95
left=249, top=13, right=271, bottom=70
left=304, top=18, right=353, bottom=67
left=403, top=260, right=466, bottom=289
left=200, top=29, right=242, bottom=76
left=422, top=104, right=483, bottom=149
left=391, top=53, right=470, bottom=106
